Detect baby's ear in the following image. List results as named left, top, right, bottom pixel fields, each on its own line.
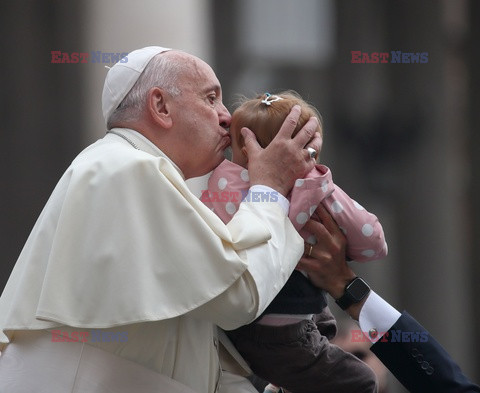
left=241, top=146, right=249, bottom=163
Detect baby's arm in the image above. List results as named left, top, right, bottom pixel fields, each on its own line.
left=204, top=160, right=250, bottom=225
left=322, top=183, right=388, bottom=262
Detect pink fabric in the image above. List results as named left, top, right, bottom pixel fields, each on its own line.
left=203, top=160, right=387, bottom=262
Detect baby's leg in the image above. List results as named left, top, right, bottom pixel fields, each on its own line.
left=314, top=306, right=337, bottom=340
left=229, top=319, right=377, bottom=393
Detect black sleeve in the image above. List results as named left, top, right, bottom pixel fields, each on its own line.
left=370, top=311, right=480, bottom=393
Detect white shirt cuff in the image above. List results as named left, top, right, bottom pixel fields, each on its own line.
left=358, top=291, right=401, bottom=343
left=248, top=185, right=289, bottom=215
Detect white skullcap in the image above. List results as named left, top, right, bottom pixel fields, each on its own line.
left=102, top=46, right=171, bottom=124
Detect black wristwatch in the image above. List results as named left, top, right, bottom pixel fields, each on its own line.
left=335, top=277, right=371, bottom=310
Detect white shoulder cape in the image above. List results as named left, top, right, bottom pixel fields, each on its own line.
left=0, top=129, right=275, bottom=344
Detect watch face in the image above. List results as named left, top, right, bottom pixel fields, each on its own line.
left=348, top=278, right=369, bottom=301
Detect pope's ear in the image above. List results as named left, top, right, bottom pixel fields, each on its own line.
left=148, top=87, right=173, bottom=128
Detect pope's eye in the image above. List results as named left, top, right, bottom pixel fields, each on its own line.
left=208, top=95, right=217, bottom=104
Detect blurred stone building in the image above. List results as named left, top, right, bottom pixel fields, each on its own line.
left=1, top=1, right=479, bottom=391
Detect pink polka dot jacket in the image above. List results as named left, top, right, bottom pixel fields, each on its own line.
left=202, top=159, right=388, bottom=262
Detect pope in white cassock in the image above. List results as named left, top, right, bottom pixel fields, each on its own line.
left=0, top=46, right=321, bottom=393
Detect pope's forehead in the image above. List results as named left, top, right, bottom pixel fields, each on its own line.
left=166, top=51, right=218, bottom=82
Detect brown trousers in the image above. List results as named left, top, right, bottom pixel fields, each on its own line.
left=228, top=308, right=377, bottom=393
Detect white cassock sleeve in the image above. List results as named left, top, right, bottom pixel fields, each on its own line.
left=189, top=191, right=298, bottom=330
left=185, top=176, right=300, bottom=330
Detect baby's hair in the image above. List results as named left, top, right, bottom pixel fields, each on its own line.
left=231, top=90, right=323, bottom=150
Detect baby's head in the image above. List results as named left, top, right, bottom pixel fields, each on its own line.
left=229, top=91, right=323, bottom=167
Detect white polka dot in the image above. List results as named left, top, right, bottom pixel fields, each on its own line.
left=240, top=169, right=249, bottom=182
left=226, top=202, right=236, bottom=215
left=296, top=212, right=309, bottom=225
left=218, top=177, right=228, bottom=190
left=321, top=180, right=329, bottom=193
left=361, top=249, right=375, bottom=258
left=309, top=205, right=317, bottom=215
left=306, top=235, right=317, bottom=244
left=354, top=201, right=365, bottom=210
left=339, top=226, right=347, bottom=235
left=331, top=201, right=344, bottom=213
left=295, top=179, right=305, bottom=187
left=362, top=223, right=374, bottom=236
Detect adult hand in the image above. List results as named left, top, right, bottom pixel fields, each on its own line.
left=242, top=105, right=322, bottom=196
left=296, top=205, right=355, bottom=299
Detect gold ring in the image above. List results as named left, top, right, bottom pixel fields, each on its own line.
left=307, top=244, right=313, bottom=257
